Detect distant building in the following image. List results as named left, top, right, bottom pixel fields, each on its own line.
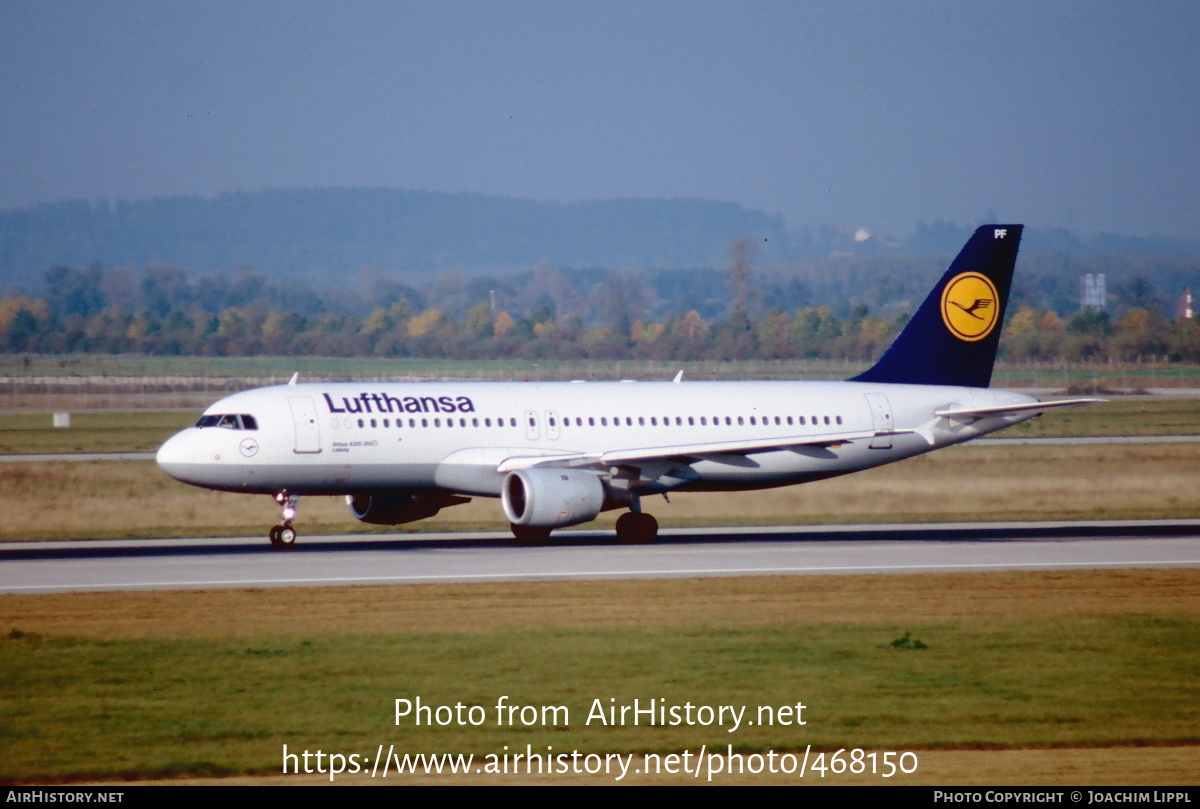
left=1081, top=273, right=1106, bottom=310
left=1178, top=288, right=1194, bottom=320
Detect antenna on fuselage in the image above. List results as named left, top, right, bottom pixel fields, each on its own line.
left=288, top=372, right=299, bottom=386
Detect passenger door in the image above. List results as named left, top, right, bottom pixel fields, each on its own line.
left=289, top=396, right=322, bottom=453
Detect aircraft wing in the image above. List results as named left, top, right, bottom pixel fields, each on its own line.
left=495, top=428, right=911, bottom=473
left=934, top=398, right=1103, bottom=421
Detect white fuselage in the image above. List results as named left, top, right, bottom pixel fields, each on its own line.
left=156, top=379, right=1039, bottom=498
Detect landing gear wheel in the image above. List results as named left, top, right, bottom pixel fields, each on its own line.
left=269, top=491, right=300, bottom=549
left=269, top=524, right=297, bottom=549
left=615, top=512, right=658, bottom=544
left=510, top=523, right=552, bottom=544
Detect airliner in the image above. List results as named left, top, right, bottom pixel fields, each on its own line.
left=157, top=225, right=1098, bottom=547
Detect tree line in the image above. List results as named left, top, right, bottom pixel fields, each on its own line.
left=1, top=245, right=1198, bottom=362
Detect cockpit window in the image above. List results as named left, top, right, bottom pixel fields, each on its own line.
left=195, top=414, right=259, bottom=430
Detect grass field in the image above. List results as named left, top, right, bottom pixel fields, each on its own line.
left=0, top=397, right=1196, bottom=457
left=1, top=570, right=1197, bottom=784
left=2, top=365, right=1197, bottom=785
left=0, top=410, right=197, bottom=454
left=3, top=356, right=1200, bottom=415
left=1, top=440, right=1198, bottom=542
left=5, top=353, right=1200, bottom=383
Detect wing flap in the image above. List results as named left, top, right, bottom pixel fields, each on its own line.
left=496, top=428, right=909, bottom=473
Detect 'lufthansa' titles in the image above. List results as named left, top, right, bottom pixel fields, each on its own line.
left=323, top=392, right=475, bottom=415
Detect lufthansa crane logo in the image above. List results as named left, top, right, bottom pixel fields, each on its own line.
left=940, top=272, right=1000, bottom=342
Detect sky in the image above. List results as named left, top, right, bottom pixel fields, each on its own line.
left=1, top=0, right=1198, bottom=238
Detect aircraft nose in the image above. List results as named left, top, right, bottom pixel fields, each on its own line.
left=156, top=429, right=207, bottom=482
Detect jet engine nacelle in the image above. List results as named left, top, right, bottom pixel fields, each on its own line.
left=346, top=492, right=468, bottom=525
left=501, top=468, right=606, bottom=528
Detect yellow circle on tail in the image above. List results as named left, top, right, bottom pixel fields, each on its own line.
left=940, top=272, right=1000, bottom=342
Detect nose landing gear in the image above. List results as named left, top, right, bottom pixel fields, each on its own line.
left=269, top=491, right=300, bottom=549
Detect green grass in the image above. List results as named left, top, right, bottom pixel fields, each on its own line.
left=6, top=353, right=1200, bottom=385
left=0, top=397, right=1196, bottom=456
left=0, top=410, right=199, bottom=454
left=1, top=615, right=1195, bottom=781
left=1003, top=398, right=1200, bottom=437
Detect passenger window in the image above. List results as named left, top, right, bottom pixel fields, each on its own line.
left=700, top=417, right=706, bottom=426
left=787, top=416, right=794, bottom=425
left=688, top=417, right=694, bottom=426
left=473, top=418, right=479, bottom=427
left=836, top=415, right=843, bottom=425
left=639, top=417, right=645, bottom=426
left=370, top=418, right=377, bottom=428
left=749, top=416, right=755, bottom=425
left=357, top=419, right=364, bottom=428
left=601, top=417, right=608, bottom=426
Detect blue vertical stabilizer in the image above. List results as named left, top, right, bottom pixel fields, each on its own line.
left=852, top=224, right=1022, bottom=388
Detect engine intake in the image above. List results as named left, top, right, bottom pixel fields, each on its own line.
left=502, top=468, right=605, bottom=528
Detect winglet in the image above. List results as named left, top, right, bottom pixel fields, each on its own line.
left=288, top=372, right=299, bottom=386
left=672, top=370, right=684, bottom=384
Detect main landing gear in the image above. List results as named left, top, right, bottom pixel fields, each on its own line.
left=615, top=492, right=658, bottom=543
left=508, top=515, right=657, bottom=544
left=615, top=511, right=658, bottom=544
left=269, top=491, right=299, bottom=549
left=507, top=509, right=659, bottom=544
left=510, top=524, right=552, bottom=543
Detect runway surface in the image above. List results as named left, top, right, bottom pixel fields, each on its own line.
left=2, top=519, right=1198, bottom=593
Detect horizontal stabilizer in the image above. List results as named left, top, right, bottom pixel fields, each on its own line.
left=934, top=398, right=1104, bottom=420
